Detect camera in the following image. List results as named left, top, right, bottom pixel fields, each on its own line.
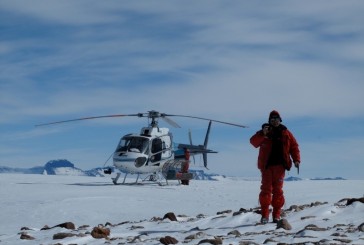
left=261, top=123, right=271, bottom=136
left=261, top=123, right=270, bottom=130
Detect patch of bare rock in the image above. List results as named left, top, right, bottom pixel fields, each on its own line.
left=15, top=197, right=364, bottom=244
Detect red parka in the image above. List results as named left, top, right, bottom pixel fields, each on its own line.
left=250, top=126, right=300, bottom=171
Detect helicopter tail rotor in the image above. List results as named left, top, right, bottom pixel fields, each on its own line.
left=177, top=120, right=216, bottom=169
left=202, top=121, right=212, bottom=169
left=188, top=129, right=196, bottom=164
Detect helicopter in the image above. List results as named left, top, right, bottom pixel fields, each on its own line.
left=36, top=110, right=247, bottom=185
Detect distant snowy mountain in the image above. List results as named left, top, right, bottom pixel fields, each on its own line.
left=0, top=166, right=44, bottom=174
left=0, top=159, right=103, bottom=177
left=285, top=176, right=347, bottom=181
left=43, top=159, right=86, bottom=176
left=285, top=176, right=303, bottom=181
left=190, top=169, right=218, bottom=180
left=311, top=176, right=346, bottom=180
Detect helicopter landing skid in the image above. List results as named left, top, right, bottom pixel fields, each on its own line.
left=112, top=172, right=163, bottom=185
left=111, top=173, right=123, bottom=185
left=111, top=173, right=120, bottom=185
left=143, top=173, right=158, bottom=182
left=112, top=172, right=140, bottom=185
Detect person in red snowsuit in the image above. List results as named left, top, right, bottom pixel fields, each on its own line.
left=181, top=148, right=190, bottom=185
left=250, top=110, right=300, bottom=224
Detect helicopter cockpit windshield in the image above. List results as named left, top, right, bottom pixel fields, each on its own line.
left=116, top=136, right=149, bottom=154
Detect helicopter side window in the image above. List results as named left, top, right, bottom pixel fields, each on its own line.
left=151, top=138, right=162, bottom=162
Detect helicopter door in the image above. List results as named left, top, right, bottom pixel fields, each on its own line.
left=151, top=138, right=162, bottom=162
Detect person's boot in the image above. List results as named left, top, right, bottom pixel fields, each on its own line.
left=260, top=206, right=269, bottom=224
left=272, top=208, right=281, bottom=223
left=260, top=217, right=268, bottom=224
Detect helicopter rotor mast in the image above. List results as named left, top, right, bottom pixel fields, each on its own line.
left=137, top=110, right=181, bottom=128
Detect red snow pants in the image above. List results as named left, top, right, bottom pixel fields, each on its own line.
left=259, top=165, right=285, bottom=219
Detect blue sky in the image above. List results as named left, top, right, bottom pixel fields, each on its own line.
left=1, top=1, right=363, bottom=179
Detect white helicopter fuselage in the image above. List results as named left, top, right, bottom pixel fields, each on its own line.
left=113, top=126, right=174, bottom=174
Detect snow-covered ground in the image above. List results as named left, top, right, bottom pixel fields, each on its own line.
left=0, top=174, right=363, bottom=244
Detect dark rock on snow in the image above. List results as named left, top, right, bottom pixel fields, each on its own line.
left=160, top=235, right=179, bottom=244
left=163, top=212, right=177, bottom=221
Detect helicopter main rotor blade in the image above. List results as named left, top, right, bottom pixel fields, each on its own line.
left=35, top=114, right=139, bottom=127
left=36, top=110, right=248, bottom=128
left=161, top=116, right=181, bottom=128
left=165, top=114, right=247, bottom=128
